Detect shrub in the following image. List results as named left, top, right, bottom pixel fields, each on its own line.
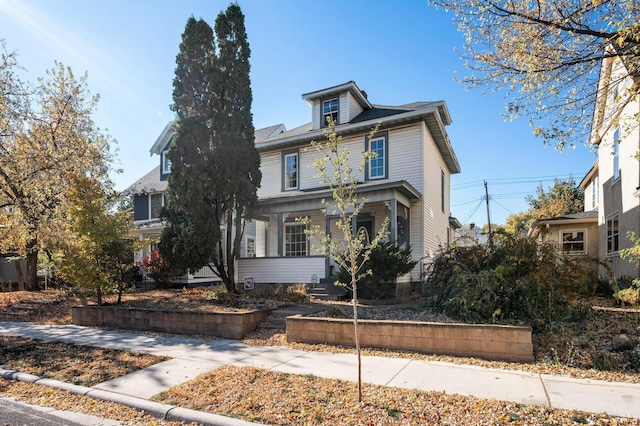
left=424, top=232, right=598, bottom=330
left=337, top=242, right=418, bottom=300
left=140, top=250, right=183, bottom=289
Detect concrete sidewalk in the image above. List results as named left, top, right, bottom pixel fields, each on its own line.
left=2, top=321, right=640, bottom=423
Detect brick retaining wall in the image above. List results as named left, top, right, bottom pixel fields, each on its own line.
left=72, top=306, right=271, bottom=339
left=286, top=316, right=534, bottom=362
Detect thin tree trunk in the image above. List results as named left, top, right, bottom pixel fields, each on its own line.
left=352, top=277, right=362, bottom=403
left=13, top=259, right=24, bottom=291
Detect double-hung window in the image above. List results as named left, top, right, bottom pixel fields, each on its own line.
left=284, top=223, right=307, bottom=256
left=366, top=132, right=388, bottom=180
left=561, top=230, right=585, bottom=254
left=613, top=128, right=620, bottom=182
left=607, top=214, right=619, bottom=254
left=282, top=150, right=299, bottom=191
left=149, top=193, right=163, bottom=219
left=322, top=98, right=339, bottom=127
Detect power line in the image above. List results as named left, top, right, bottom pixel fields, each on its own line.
left=451, top=173, right=585, bottom=190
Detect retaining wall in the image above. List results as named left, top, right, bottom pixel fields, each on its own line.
left=72, top=306, right=271, bottom=339
left=286, top=316, right=534, bottom=362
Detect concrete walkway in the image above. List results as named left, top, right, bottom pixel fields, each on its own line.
left=2, top=321, right=640, bottom=424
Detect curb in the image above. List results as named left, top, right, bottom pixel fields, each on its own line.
left=0, top=368, right=263, bottom=426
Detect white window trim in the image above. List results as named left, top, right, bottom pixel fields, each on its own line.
left=560, top=229, right=587, bottom=255
left=245, top=236, right=256, bottom=258
left=162, top=151, right=171, bottom=174
left=322, top=98, right=339, bottom=127
left=149, top=192, right=164, bottom=220
left=368, top=136, right=387, bottom=180
left=284, top=152, right=299, bottom=191
left=612, top=129, right=620, bottom=184
left=284, top=223, right=308, bottom=257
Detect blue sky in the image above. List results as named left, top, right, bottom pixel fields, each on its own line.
left=0, top=0, right=597, bottom=226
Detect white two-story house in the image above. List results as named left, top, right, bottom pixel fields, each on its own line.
left=236, top=81, right=461, bottom=295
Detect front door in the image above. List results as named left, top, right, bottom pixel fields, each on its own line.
left=356, top=220, right=373, bottom=244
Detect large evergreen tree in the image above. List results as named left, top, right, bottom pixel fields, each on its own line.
left=161, top=5, right=260, bottom=293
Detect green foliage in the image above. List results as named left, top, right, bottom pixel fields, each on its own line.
left=424, top=232, right=598, bottom=330
left=161, top=4, right=259, bottom=293
left=617, top=232, right=640, bottom=305
left=338, top=242, right=417, bottom=299
left=593, top=352, right=618, bottom=371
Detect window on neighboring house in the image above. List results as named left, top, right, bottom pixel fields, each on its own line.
left=284, top=223, right=307, bottom=256
left=366, top=132, right=388, bottom=180
left=162, top=151, right=171, bottom=174
left=441, top=170, right=445, bottom=212
left=282, top=150, right=299, bottom=190
left=613, top=128, right=620, bottom=182
left=246, top=238, right=256, bottom=258
left=591, top=177, right=598, bottom=208
left=607, top=214, right=619, bottom=254
left=322, top=98, right=339, bottom=127
left=150, top=193, right=163, bottom=219
left=561, top=230, right=585, bottom=254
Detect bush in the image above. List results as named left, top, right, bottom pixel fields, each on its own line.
left=140, top=250, right=183, bottom=289
left=337, top=242, right=418, bottom=300
left=424, top=232, right=598, bottom=331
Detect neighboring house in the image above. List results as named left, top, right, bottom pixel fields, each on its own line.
left=528, top=211, right=599, bottom=268
left=581, top=49, right=640, bottom=280
left=536, top=50, right=640, bottom=280
left=236, top=81, right=461, bottom=296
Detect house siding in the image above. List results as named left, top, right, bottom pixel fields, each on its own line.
left=257, top=151, right=282, bottom=198
left=346, top=92, right=364, bottom=122
left=595, top=56, right=640, bottom=279
left=388, top=124, right=424, bottom=192
left=422, top=122, right=450, bottom=261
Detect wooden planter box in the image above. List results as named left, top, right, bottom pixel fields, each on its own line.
left=72, top=305, right=271, bottom=339
left=286, top=316, right=534, bottom=363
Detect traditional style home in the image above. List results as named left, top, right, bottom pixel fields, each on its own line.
left=530, top=49, right=640, bottom=280
left=236, top=81, right=461, bottom=296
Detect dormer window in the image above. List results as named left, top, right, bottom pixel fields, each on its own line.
left=162, top=151, right=172, bottom=174
left=322, top=98, right=339, bottom=127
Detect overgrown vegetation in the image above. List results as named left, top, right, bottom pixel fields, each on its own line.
left=337, top=242, right=417, bottom=300
left=424, top=232, right=598, bottom=331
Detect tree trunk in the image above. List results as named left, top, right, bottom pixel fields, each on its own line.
left=352, top=276, right=362, bottom=403
left=13, top=259, right=24, bottom=291
left=25, top=246, right=39, bottom=291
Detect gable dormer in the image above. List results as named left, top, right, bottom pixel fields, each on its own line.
left=302, top=81, right=373, bottom=131
left=149, top=121, right=176, bottom=181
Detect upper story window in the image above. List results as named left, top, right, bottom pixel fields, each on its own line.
left=162, top=151, right=172, bottom=174
left=561, top=230, right=585, bottom=254
left=607, top=214, right=619, bottom=255
left=613, top=128, right=620, bottom=182
left=322, top=98, right=339, bottom=127
left=591, top=177, right=598, bottom=209
left=441, top=170, right=445, bottom=212
left=150, top=193, right=164, bottom=219
left=282, top=149, right=299, bottom=191
left=366, top=132, right=388, bottom=180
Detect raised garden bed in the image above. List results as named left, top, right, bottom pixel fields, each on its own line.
left=72, top=305, right=272, bottom=339
left=286, top=315, right=534, bottom=362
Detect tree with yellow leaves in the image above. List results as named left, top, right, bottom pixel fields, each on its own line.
left=429, top=0, right=639, bottom=149
left=0, top=40, right=115, bottom=290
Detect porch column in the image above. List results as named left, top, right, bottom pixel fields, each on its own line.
left=351, top=214, right=358, bottom=238
left=277, top=213, right=283, bottom=256
left=389, top=200, right=397, bottom=243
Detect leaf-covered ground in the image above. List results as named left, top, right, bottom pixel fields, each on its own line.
left=153, top=364, right=640, bottom=425
left=2, top=289, right=640, bottom=424
left=0, top=335, right=168, bottom=386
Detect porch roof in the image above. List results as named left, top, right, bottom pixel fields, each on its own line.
left=256, top=180, right=420, bottom=215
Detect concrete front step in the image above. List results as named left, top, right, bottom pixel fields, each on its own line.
left=257, top=302, right=328, bottom=331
